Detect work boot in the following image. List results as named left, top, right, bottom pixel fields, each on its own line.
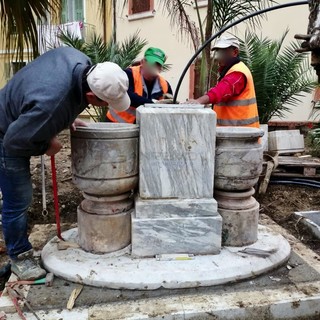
left=11, top=249, right=46, bottom=280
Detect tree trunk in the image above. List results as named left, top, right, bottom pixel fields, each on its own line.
left=194, top=0, right=214, bottom=98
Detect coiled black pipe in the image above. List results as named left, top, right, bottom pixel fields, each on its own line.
left=270, top=180, right=320, bottom=188
left=173, top=1, right=309, bottom=103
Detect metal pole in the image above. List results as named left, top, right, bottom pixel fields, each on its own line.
left=173, top=1, right=309, bottom=103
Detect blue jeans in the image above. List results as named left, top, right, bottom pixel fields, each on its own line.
left=0, top=141, right=33, bottom=259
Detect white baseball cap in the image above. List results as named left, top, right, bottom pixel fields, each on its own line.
left=86, top=62, right=130, bottom=112
left=212, top=35, right=240, bottom=50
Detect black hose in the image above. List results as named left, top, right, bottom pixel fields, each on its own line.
left=271, top=177, right=320, bottom=187
left=270, top=180, right=320, bottom=188
left=289, top=178, right=320, bottom=187
left=173, top=1, right=309, bottom=103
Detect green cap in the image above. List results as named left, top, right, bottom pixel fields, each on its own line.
left=144, top=47, right=166, bottom=66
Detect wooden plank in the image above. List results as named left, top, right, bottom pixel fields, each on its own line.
left=272, top=172, right=320, bottom=179
left=304, top=167, right=317, bottom=177
left=277, top=156, right=320, bottom=168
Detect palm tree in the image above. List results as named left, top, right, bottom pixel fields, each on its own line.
left=239, top=31, right=316, bottom=124
left=0, top=0, right=60, bottom=62
left=160, top=0, right=276, bottom=96
left=59, top=30, right=147, bottom=121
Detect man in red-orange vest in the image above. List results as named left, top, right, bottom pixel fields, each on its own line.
left=186, top=35, right=260, bottom=128
left=106, top=47, right=173, bottom=123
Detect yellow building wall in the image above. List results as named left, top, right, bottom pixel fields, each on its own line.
left=85, top=0, right=112, bottom=42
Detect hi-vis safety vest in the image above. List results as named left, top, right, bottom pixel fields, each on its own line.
left=214, top=61, right=260, bottom=128
left=107, top=65, right=169, bottom=123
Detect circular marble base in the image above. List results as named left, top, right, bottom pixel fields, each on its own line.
left=41, top=225, right=291, bottom=290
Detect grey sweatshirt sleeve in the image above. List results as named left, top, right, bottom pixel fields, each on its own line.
left=4, top=106, right=50, bottom=156
left=3, top=87, right=82, bottom=157
left=3, top=102, right=71, bottom=157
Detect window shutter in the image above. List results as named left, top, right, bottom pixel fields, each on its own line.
left=74, top=0, right=84, bottom=21
left=132, top=0, right=151, bottom=14
left=61, top=0, right=68, bottom=23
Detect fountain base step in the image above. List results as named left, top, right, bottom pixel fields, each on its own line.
left=131, top=212, right=222, bottom=257
left=41, top=225, right=290, bottom=289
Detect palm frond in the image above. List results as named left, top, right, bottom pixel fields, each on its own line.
left=0, top=0, right=60, bottom=61
left=57, top=30, right=86, bottom=51
left=162, top=0, right=200, bottom=51
left=239, top=31, right=316, bottom=123
left=211, top=0, right=277, bottom=31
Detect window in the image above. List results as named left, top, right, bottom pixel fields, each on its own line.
left=129, top=0, right=154, bottom=15
left=61, top=0, right=84, bottom=23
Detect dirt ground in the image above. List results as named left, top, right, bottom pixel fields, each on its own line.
left=0, top=130, right=320, bottom=289
left=257, top=185, right=320, bottom=255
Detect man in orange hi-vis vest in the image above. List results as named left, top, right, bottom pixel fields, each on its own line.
left=185, top=35, right=259, bottom=128
left=106, top=47, right=173, bottom=123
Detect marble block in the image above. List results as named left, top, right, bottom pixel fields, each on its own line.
left=268, top=130, right=304, bottom=154
left=135, top=196, right=218, bottom=219
left=131, top=212, right=222, bottom=257
left=260, top=124, right=268, bottom=152
left=137, top=105, right=216, bottom=199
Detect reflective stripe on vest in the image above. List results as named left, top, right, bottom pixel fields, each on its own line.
left=107, top=65, right=169, bottom=123
left=215, top=97, right=257, bottom=107
left=217, top=115, right=260, bottom=126
left=213, top=61, right=260, bottom=128
left=108, top=106, right=136, bottom=123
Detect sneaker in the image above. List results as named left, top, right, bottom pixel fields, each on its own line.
left=11, top=249, right=46, bottom=280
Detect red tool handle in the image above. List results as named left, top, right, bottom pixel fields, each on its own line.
left=51, top=155, right=63, bottom=240
left=7, top=287, right=27, bottom=320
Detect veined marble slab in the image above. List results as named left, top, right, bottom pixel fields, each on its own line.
left=137, top=106, right=217, bottom=199
left=135, top=196, right=218, bottom=219
left=131, top=212, right=222, bottom=257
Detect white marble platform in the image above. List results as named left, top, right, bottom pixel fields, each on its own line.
left=137, top=106, right=216, bottom=199
left=41, top=225, right=291, bottom=289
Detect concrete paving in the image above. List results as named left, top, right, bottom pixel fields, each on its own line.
left=1, top=215, right=320, bottom=319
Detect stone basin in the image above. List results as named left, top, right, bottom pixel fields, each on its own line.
left=215, top=126, right=264, bottom=191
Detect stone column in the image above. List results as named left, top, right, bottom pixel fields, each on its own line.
left=214, top=127, right=264, bottom=247
left=71, top=123, right=139, bottom=253
left=131, top=104, right=222, bottom=257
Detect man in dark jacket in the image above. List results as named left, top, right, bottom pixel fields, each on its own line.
left=0, top=47, right=130, bottom=280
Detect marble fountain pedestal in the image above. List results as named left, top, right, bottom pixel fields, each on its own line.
left=132, top=104, right=222, bottom=257
left=41, top=105, right=291, bottom=289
